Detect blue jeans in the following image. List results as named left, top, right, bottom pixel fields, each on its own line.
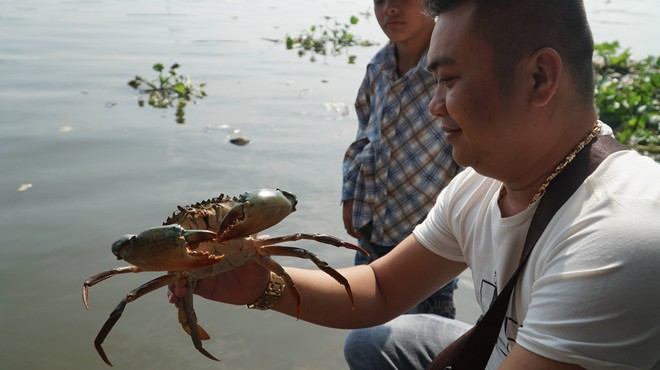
left=344, top=314, right=473, bottom=370
left=355, top=225, right=458, bottom=318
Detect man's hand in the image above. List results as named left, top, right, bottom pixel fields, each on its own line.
left=168, top=262, right=270, bottom=306
left=342, top=200, right=363, bottom=239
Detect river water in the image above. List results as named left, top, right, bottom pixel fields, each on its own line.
left=0, top=1, right=657, bottom=369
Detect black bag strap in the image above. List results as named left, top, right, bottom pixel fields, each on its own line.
left=427, top=135, right=628, bottom=370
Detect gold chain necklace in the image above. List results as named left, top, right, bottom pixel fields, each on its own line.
left=500, top=122, right=602, bottom=208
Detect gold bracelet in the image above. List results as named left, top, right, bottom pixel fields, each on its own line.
left=246, top=271, right=286, bottom=311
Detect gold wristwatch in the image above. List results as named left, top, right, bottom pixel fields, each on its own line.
left=246, top=271, right=286, bottom=310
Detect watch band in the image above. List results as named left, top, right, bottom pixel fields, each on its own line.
left=246, top=271, right=286, bottom=310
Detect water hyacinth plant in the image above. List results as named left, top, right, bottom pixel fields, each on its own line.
left=284, top=15, right=377, bottom=64
left=593, top=42, right=659, bottom=159
left=128, top=63, right=207, bottom=124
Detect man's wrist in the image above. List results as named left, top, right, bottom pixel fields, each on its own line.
left=246, top=271, right=285, bottom=311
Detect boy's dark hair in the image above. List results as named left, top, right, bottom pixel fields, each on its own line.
left=424, top=0, right=595, bottom=102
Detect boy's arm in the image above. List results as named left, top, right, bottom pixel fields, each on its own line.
left=341, top=71, right=372, bottom=202
left=342, top=199, right=361, bottom=239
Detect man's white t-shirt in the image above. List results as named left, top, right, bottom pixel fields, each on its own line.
left=413, top=134, right=660, bottom=369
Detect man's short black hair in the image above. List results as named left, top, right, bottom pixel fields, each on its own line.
left=424, top=0, right=595, bottom=102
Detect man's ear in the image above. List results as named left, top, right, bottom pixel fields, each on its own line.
left=527, top=47, right=562, bottom=107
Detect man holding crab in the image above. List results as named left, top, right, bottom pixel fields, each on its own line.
left=170, top=0, right=660, bottom=369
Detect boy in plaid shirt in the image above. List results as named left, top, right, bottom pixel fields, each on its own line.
left=342, top=0, right=460, bottom=316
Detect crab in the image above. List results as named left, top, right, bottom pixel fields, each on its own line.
left=82, top=188, right=367, bottom=366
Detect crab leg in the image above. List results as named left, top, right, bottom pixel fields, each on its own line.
left=261, top=233, right=370, bottom=257
left=262, top=245, right=356, bottom=309
left=93, top=273, right=176, bottom=366
left=177, top=278, right=220, bottom=362
left=176, top=302, right=211, bottom=340
left=83, top=266, right=144, bottom=309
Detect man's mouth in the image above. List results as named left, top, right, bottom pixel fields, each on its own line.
left=442, top=125, right=462, bottom=142
left=442, top=125, right=461, bottom=134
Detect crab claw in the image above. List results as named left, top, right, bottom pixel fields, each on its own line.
left=111, top=227, right=217, bottom=259
left=110, top=225, right=219, bottom=271
left=217, top=189, right=297, bottom=241
left=111, top=234, right=136, bottom=259
left=182, top=229, right=218, bottom=248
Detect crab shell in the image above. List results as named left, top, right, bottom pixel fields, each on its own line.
left=163, top=193, right=237, bottom=231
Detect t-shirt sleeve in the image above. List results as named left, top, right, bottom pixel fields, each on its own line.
left=412, top=170, right=470, bottom=262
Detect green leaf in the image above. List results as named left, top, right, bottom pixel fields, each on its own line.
left=173, top=83, right=186, bottom=96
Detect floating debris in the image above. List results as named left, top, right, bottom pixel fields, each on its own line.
left=228, top=128, right=250, bottom=146
left=17, top=183, right=32, bottom=192
left=206, top=124, right=251, bottom=146
left=324, top=100, right=350, bottom=117
left=229, top=136, right=251, bottom=146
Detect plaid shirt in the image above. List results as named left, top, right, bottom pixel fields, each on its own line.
left=342, top=43, right=459, bottom=246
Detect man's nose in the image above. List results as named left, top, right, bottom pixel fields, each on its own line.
left=428, top=88, right=448, bottom=117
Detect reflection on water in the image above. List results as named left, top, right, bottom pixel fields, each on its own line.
left=0, top=0, right=657, bottom=369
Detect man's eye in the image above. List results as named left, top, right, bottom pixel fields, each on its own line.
left=436, top=76, right=455, bottom=87
left=426, top=68, right=456, bottom=87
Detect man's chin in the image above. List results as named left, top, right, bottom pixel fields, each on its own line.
left=451, top=147, right=472, bottom=168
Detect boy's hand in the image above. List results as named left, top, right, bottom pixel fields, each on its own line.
left=342, top=200, right=363, bottom=240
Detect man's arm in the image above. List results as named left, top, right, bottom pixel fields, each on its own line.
left=174, top=234, right=466, bottom=330
left=271, top=234, right=467, bottom=328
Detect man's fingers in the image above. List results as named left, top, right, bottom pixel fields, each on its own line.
left=167, top=289, right=177, bottom=303
left=175, top=278, right=187, bottom=296
left=167, top=278, right=188, bottom=303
